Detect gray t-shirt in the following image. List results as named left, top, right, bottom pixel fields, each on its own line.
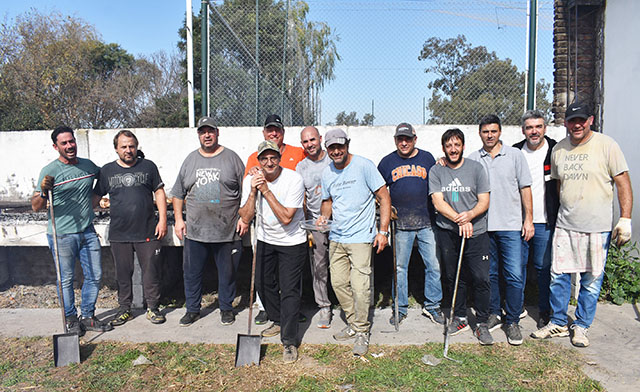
left=428, top=159, right=490, bottom=237
left=295, top=152, right=330, bottom=220
left=468, top=143, right=532, bottom=231
left=171, top=147, right=245, bottom=243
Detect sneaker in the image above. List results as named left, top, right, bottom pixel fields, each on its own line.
left=537, top=311, right=550, bottom=329
left=317, top=307, right=332, bottom=329
left=111, top=308, right=132, bottom=326
left=298, top=313, right=307, bottom=323
left=146, top=308, right=166, bottom=324
left=520, top=308, right=528, bottom=319
left=283, top=345, right=298, bottom=363
left=352, top=332, right=369, bottom=356
left=475, top=323, right=494, bottom=345
left=80, top=315, right=113, bottom=332
left=254, top=310, right=268, bottom=325
left=447, top=317, right=469, bottom=336
left=389, top=312, right=407, bottom=325
left=220, top=310, right=235, bottom=326
left=333, top=326, right=356, bottom=341
left=261, top=322, right=281, bottom=337
left=65, top=315, right=85, bottom=337
left=530, top=322, right=569, bottom=339
left=179, top=311, right=200, bottom=327
left=422, top=307, right=445, bottom=325
left=505, top=323, right=523, bottom=345
left=570, top=324, right=590, bottom=347
left=487, top=314, right=503, bottom=332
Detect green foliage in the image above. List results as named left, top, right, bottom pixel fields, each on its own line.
left=600, top=241, right=640, bottom=304
left=334, top=111, right=359, bottom=126
left=419, top=34, right=551, bottom=125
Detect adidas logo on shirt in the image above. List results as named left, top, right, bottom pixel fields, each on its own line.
left=441, top=178, right=471, bottom=202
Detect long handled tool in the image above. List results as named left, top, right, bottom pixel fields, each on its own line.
left=235, top=199, right=262, bottom=367
left=443, top=236, right=466, bottom=363
left=382, top=207, right=399, bottom=334
left=49, top=189, right=81, bottom=367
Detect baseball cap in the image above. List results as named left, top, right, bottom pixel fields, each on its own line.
left=257, top=140, right=280, bottom=157
left=264, top=114, right=284, bottom=129
left=324, top=128, right=349, bottom=147
left=197, top=116, right=218, bottom=130
left=565, top=102, right=591, bottom=121
left=394, top=122, right=416, bottom=138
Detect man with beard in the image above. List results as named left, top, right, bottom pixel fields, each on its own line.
left=296, top=126, right=333, bottom=328
left=429, top=128, right=492, bottom=345
left=93, top=130, right=168, bottom=326
left=172, top=117, right=247, bottom=327
left=32, top=126, right=113, bottom=336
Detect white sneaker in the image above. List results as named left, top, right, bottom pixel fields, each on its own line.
left=530, top=322, right=569, bottom=339
left=570, top=324, right=589, bottom=347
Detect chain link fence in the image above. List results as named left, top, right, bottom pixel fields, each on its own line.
left=204, top=0, right=554, bottom=127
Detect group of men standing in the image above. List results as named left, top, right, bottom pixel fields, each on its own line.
left=33, top=102, right=632, bottom=362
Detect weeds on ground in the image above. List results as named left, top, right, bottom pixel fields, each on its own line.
left=600, top=241, right=640, bottom=304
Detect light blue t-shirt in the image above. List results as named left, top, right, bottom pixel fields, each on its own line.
left=321, top=155, right=385, bottom=243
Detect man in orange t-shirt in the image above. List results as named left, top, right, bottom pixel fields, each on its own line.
left=245, top=114, right=306, bottom=176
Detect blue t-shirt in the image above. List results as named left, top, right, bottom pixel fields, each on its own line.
left=321, top=155, right=385, bottom=243
left=377, top=149, right=436, bottom=230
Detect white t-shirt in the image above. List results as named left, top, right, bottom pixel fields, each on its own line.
left=241, top=168, right=306, bottom=246
left=522, top=141, right=549, bottom=224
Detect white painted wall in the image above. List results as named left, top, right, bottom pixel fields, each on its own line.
left=603, top=0, right=640, bottom=240
left=0, top=125, right=566, bottom=201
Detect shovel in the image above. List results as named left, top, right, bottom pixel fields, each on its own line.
left=443, top=236, right=466, bottom=363
left=235, top=210, right=262, bottom=366
left=49, top=189, right=81, bottom=367
left=382, top=208, right=400, bottom=333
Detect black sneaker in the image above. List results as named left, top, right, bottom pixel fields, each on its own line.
left=475, top=323, right=494, bottom=345
left=80, top=315, right=113, bottom=332
left=298, top=313, right=307, bottom=323
left=179, top=311, right=200, bottom=327
left=66, top=315, right=85, bottom=337
left=220, top=310, right=235, bottom=325
left=422, top=307, right=446, bottom=325
left=254, top=310, right=268, bottom=325
left=447, top=317, right=470, bottom=336
left=389, top=312, right=407, bottom=325
left=146, top=308, right=166, bottom=324
left=487, top=313, right=503, bottom=332
left=505, top=323, right=523, bottom=345
left=111, top=308, right=132, bottom=326
left=537, top=311, right=550, bottom=329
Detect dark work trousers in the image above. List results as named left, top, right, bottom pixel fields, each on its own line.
left=437, top=229, right=491, bottom=323
left=256, top=240, right=307, bottom=346
left=183, top=238, right=242, bottom=313
left=110, top=240, right=162, bottom=310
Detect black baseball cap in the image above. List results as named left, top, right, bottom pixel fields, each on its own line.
left=565, top=102, right=591, bottom=121
left=264, top=114, right=283, bottom=129
left=394, top=122, right=416, bottom=138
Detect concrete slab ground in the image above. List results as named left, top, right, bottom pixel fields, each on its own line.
left=1, top=303, right=638, bottom=391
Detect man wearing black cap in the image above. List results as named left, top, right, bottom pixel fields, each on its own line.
left=318, top=128, right=391, bottom=356
left=531, top=102, right=633, bottom=347
left=171, top=117, right=247, bottom=327
left=239, top=140, right=307, bottom=364
left=377, top=122, right=444, bottom=326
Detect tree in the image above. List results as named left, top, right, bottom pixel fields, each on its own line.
left=334, top=111, right=359, bottom=126
left=419, top=35, right=551, bottom=125
left=360, top=113, right=374, bottom=126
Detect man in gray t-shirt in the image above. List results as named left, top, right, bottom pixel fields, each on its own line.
left=296, top=126, right=332, bottom=329
left=429, top=128, right=493, bottom=345
left=171, top=117, right=247, bottom=327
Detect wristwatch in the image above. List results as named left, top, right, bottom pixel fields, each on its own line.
left=378, top=230, right=389, bottom=238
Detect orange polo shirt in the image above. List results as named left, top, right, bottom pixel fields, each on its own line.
left=244, top=144, right=307, bottom=176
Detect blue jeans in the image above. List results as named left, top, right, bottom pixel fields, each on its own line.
left=489, top=231, right=524, bottom=324
left=393, top=227, right=442, bottom=316
left=521, top=223, right=552, bottom=313
left=47, top=225, right=102, bottom=318
left=549, top=232, right=610, bottom=329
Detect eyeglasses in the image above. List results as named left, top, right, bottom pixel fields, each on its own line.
left=258, top=156, right=280, bottom=164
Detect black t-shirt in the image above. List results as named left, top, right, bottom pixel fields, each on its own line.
left=94, top=158, right=164, bottom=242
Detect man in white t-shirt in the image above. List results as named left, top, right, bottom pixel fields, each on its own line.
left=513, top=110, right=559, bottom=329
left=239, top=140, right=307, bottom=364
left=531, top=102, right=633, bottom=348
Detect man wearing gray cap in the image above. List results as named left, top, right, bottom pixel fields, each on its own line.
left=318, top=128, right=392, bottom=356
left=171, top=117, right=247, bottom=327
left=239, top=140, right=307, bottom=364
left=378, top=122, right=444, bottom=326
left=531, top=102, right=633, bottom=347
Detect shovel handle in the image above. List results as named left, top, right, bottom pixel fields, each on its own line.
left=48, top=189, right=68, bottom=334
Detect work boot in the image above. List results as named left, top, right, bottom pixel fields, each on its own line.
left=530, top=322, right=569, bottom=339
left=111, top=308, right=132, bottom=326
left=283, top=345, right=298, bottom=363
left=261, top=322, right=281, bottom=337
left=65, top=314, right=85, bottom=337
left=505, top=323, right=523, bottom=346
left=570, top=324, right=590, bottom=347
left=80, top=315, right=113, bottom=332
left=352, top=332, right=369, bottom=356
left=333, top=326, right=356, bottom=341
left=422, top=307, right=445, bottom=325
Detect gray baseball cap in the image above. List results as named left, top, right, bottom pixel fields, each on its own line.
left=394, top=122, right=416, bottom=137
left=197, top=117, right=218, bottom=130
left=324, top=128, right=349, bottom=147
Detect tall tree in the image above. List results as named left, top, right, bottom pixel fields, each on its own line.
left=419, top=35, right=551, bottom=125
left=334, top=111, right=359, bottom=126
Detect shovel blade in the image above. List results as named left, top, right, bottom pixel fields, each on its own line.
left=53, top=333, right=80, bottom=367
left=235, top=334, right=261, bottom=367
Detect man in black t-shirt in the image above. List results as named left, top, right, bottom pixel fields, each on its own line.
left=94, top=130, right=168, bottom=326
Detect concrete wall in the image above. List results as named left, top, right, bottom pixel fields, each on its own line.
left=0, top=125, right=567, bottom=201
left=603, top=0, right=640, bottom=239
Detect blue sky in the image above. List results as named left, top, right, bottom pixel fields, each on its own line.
left=3, top=0, right=554, bottom=126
